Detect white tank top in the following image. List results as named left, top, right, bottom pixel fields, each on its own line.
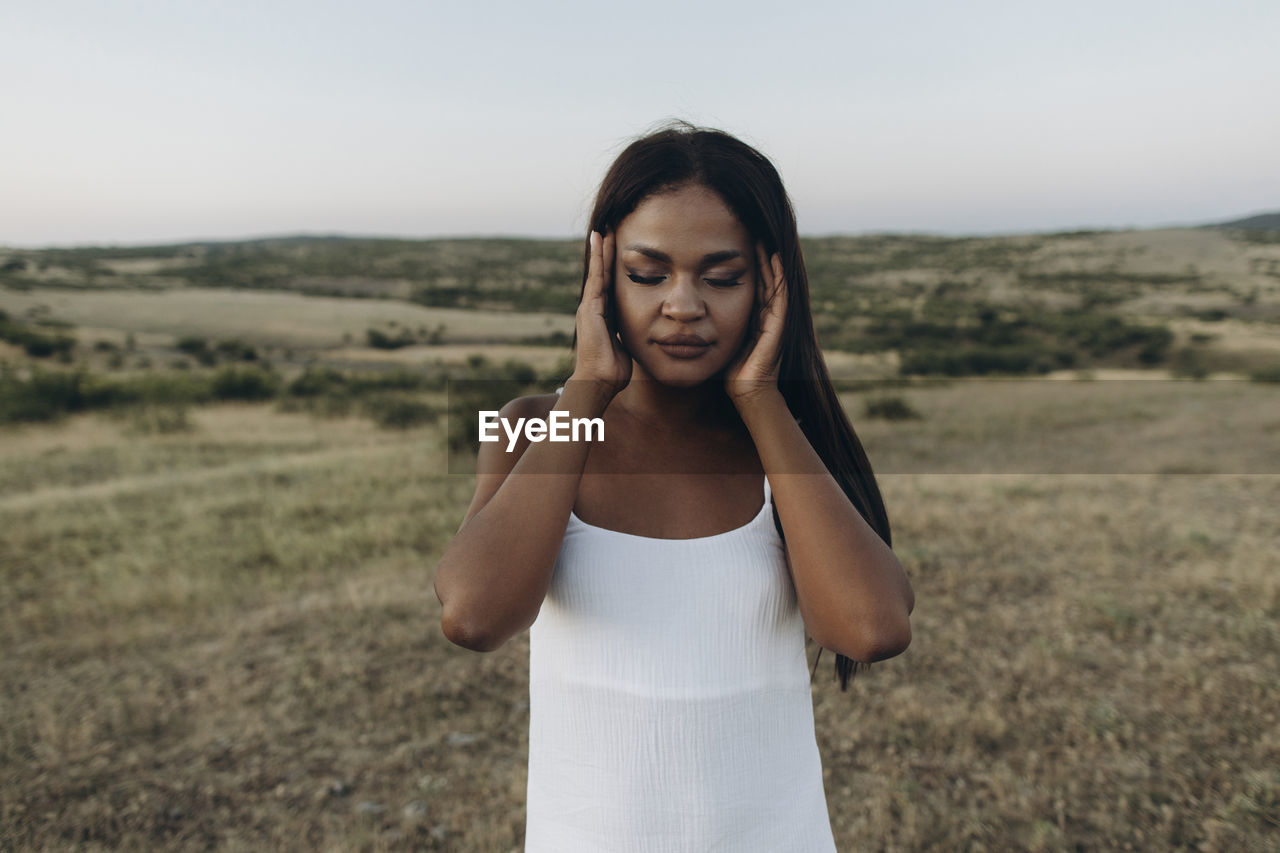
left=525, top=391, right=837, bottom=852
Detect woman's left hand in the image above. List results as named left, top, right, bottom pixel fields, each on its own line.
left=725, top=244, right=787, bottom=407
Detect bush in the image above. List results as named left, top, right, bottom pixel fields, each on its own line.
left=1248, top=365, right=1280, bottom=383
left=347, top=368, right=430, bottom=393
left=445, top=364, right=544, bottom=456
left=1194, top=308, right=1230, bottom=322
left=287, top=367, right=347, bottom=397
left=113, top=372, right=214, bottom=405
left=900, top=346, right=1057, bottom=377
left=520, top=331, right=573, bottom=347
left=363, top=395, right=439, bottom=429
left=0, top=368, right=84, bottom=422
left=862, top=395, right=922, bottom=421
left=216, top=339, right=258, bottom=361
left=210, top=365, right=280, bottom=401
left=176, top=335, right=217, bottom=366
left=4, top=326, right=76, bottom=358
left=1170, top=347, right=1210, bottom=380
left=1137, top=339, right=1169, bottom=365
left=366, top=327, right=416, bottom=349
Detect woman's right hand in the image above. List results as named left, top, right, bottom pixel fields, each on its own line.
left=571, top=229, right=632, bottom=397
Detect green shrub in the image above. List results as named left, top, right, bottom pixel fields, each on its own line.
left=363, top=395, right=439, bottom=429
left=900, top=346, right=1058, bottom=377
left=1137, top=339, right=1169, bottom=365
left=863, top=395, right=922, bottom=421
left=0, top=368, right=84, bottom=422
left=520, top=331, right=572, bottom=347
left=1194, top=308, right=1230, bottom=322
left=176, top=335, right=217, bottom=366
left=216, top=339, right=258, bottom=361
left=287, top=367, right=347, bottom=397
left=366, top=327, right=415, bottom=349
left=1170, top=347, right=1210, bottom=380
left=210, top=366, right=280, bottom=401
left=5, top=326, right=77, bottom=358
left=1248, top=365, right=1280, bottom=383
left=445, top=366, right=544, bottom=456
left=113, top=372, right=214, bottom=405
left=346, top=368, right=429, bottom=393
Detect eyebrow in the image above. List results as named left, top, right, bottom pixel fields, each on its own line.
left=623, top=244, right=744, bottom=267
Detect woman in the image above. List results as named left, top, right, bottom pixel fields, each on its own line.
left=434, top=121, right=914, bottom=851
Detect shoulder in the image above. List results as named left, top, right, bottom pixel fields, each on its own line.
left=477, top=392, right=561, bottom=469
left=495, top=392, right=559, bottom=423
left=461, top=391, right=565, bottom=527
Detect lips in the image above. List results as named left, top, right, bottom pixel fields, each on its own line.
left=653, top=333, right=711, bottom=359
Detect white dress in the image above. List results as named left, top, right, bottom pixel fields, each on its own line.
left=524, top=410, right=838, bottom=851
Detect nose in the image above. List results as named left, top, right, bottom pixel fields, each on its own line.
left=661, top=275, right=705, bottom=322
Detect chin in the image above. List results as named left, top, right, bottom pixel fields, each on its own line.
left=655, top=376, right=712, bottom=389
left=639, top=363, right=727, bottom=389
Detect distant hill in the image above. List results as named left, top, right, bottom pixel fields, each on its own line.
left=1211, top=211, right=1280, bottom=230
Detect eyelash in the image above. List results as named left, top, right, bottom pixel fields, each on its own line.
left=626, top=273, right=744, bottom=288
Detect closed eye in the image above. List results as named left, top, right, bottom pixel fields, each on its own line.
left=625, top=272, right=745, bottom=287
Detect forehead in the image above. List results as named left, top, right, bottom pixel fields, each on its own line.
left=616, top=185, right=751, bottom=254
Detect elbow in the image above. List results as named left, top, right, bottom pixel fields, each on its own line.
left=435, top=561, right=503, bottom=653
left=827, top=613, right=912, bottom=664
left=859, top=619, right=912, bottom=663
left=440, top=607, right=504, bottom=653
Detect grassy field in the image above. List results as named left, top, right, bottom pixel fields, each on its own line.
left=0, top=287, right=574, bottom=351
left=2, top=229, right=1277, bottom=849
left=2, top=383, right=1277, bottom=851
left=5, top=227, right=1280, bottom=381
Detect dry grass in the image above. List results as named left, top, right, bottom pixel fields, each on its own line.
left=325, top=344, right=573, bottom=373
left=0, top=288, right=573, bottom=349
left=846, top=377, right=1280, bottom=476
left=1, top=387, right=1277, bottom=851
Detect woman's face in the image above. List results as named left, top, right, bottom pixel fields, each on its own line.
left=611, top=183, right=758, bottom=388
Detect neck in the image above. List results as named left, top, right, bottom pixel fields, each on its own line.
left=612, top=373, right=741, bottom=432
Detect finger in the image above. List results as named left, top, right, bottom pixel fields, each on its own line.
left=771, top=254, right=786, bottom=304
left=601, top=230, right=614, bottom=312
left=604, top=229, right=616, bottom=286
left=584, top=231, right=606, bottom=307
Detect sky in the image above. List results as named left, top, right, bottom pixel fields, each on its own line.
left=3, top=0, right=1278, bottom=247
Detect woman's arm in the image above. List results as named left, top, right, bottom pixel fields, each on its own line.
left=725, top=245, right=912, bottom=663
left=434, top=230, right=629, bottom=652
left=736, top=391, right=914, bottom=662
left=433, top=382, right=613, bottom=652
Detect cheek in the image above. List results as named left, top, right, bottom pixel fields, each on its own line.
left=728, top=291, right=757, bottom=341
left=614, top=289, right=643, bottom=327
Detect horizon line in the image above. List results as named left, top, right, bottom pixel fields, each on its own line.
left=3, top=213, right=1273, bottom=252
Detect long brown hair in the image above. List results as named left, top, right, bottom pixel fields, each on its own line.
left=576, top=120, right=892, bottom=691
